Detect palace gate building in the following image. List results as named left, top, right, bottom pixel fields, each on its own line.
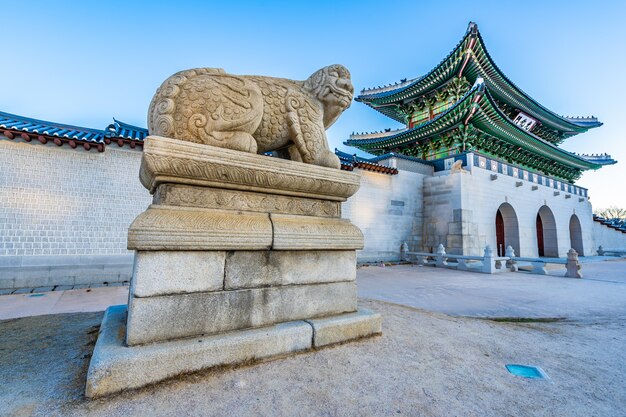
left=1, top=22, right=626, bottom=289
left=344, top=22, right=619, bottom=259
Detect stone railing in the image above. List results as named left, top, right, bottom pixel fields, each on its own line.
left=597, top=246, right=626, bottom=256
left=403, top=243, right=583, bottom=278
left=405, top=244, right=509, bottom=274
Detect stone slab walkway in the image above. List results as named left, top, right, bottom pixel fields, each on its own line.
left=0, top=286, right=129, bottom=320
left=358, top=258, right=626, bottom=320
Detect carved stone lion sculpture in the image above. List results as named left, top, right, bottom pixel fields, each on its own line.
left=148, top=65, right=354, bottom=169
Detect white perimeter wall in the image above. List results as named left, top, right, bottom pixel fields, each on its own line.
left=592, top=222, right=626, bottom=250
left=0, top=139, right=151, bottom=288
left=342, top=166, right=428, bottom=262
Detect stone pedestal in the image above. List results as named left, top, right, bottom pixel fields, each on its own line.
left=86, top=136, right=381, bottom=398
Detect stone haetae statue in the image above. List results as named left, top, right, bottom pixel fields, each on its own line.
left=450, top=159, right=466, bottom=174
left=85, top=64, right=380, bottom=399
left=148, top=65, right=354, bottom=169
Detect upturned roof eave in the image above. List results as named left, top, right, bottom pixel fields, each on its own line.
left=356, top=22, right=602, bottom=134
left=470, top=31, right=600, bottom=133
left=348, top=87, right=615, bottom=171
left=356, top=25, right=473, bottom=102
left=345, top=83, right=482, bottom=149
left=477, top=91, right=611, bottom=170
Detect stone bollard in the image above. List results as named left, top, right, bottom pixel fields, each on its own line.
left=482, top=245, right=497, bottom=274
left=565, top=248, right=583, bottom=278
left=436, top=244, right=448, bottom=267
left=597, top=245, right=605, bottom=256
left=505, top=245, right=518, bottom=272
left=400, top=242, right=409, bottom=262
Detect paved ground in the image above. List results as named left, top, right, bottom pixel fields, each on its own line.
left=358, top=258, right=626, bottom=320
left=1, top=259, right=625, bottom=416
left=2, top=299, right=624, bottom=417
left=0, top=286, right=128, bottom=320
left=0, top=282, right=129, bottom=296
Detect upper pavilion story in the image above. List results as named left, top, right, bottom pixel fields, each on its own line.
left=345, top=22, right=615, bottom=183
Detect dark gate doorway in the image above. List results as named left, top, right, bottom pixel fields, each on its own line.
left=536, top=213, right=544, bottom=257
left=537, top=205, right=558, bottom=257
left=495, top=202, right=520, bottom=257
left=496, top=210, right=505, bottom=256
left=569, top=214, right=584, bottom=255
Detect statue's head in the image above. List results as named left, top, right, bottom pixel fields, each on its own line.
left=304, top=64, right=354, bottom=128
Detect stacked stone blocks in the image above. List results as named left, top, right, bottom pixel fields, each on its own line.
left=87, top=136, right=381, bottom=397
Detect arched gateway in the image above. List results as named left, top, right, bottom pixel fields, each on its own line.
left=495, top=203, right=520, bottom=257
left=537, top=205, right=558, bottom=257
left=569, top=214, right=584, bottom=256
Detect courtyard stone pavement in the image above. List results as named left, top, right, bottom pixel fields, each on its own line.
left=2, top=257, right=625, bottom=321
left=1, top=258, right=625, bottom=416
left=358, top=258, right=626, bottom=320
left=0, top=286, right=129, bottom=320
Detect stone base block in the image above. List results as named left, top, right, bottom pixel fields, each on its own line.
left=126, top=281, right=357, bottom=345
left=86, top=305, right=312, bottom=398
left=224, top=250, right=356, bottom=290
left=87, top=305, right=381, bottom=398
left=306, top=308, right=382, bottom=347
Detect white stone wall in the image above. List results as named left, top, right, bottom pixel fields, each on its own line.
left=0, top=139, right=152, bottom=288
left=592, top=222, right=626, bottom=251
left=0, top=140, right=150, bottom=257
left=342, top=167, right=429, bottom=262
left=423, top=164, right=596, bottom=257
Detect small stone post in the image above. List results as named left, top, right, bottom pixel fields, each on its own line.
left=400, top=242, right=409, bottom=262
left=435, top=244, right=448, bottom=267
left=565, top=248, right=583, bottom=278
left=482, top=245, right=497, bottom=274
left=505, top=245, right=518, bottom=272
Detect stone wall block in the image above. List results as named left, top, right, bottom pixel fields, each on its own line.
left=224, top=250, right=356, bottom=290
left=139, top=136, right=360, bottom=201
left=126, top=281, right=357, bottom=346
left=271, top=214, right=364, bottom=250
left=128, top=206, right=273, bottom=251
left=131, top=251, right=226, bottom=297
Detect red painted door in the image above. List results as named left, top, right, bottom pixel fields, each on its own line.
left=496, top=210, right=505, bottom=256
left=536, top=214, right=544, bottom=257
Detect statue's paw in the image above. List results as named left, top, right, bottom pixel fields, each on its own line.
left=317, top=150, right=341, bottom=170
left=229, top=132, right=258, bottom=153
left=211, top=131, right=258, bottom=154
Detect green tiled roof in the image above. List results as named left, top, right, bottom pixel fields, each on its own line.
left=357, top=22, right=602, bottom=138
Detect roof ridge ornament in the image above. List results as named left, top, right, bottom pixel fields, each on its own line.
left=467, top=21, right=478, bottom=35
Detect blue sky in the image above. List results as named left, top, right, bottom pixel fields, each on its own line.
left=3, top=0, right=625, bottom=208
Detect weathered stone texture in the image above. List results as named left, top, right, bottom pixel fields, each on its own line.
left=154, top=184, right=341, bottom=217
left=87, top=305, right=313, bottom=398
left=126, top=281, right=357, bottom=345
left=224, top=250, right=356, bottom=290
left=128, top=206, right=273, bottom=251
left=270, top=214, right=363, bottom=250
left=139, top=136, right=360, bottom=200
left=307, top=308, right=382, bottom=347
left=131, top=251, right=225, bottom=297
